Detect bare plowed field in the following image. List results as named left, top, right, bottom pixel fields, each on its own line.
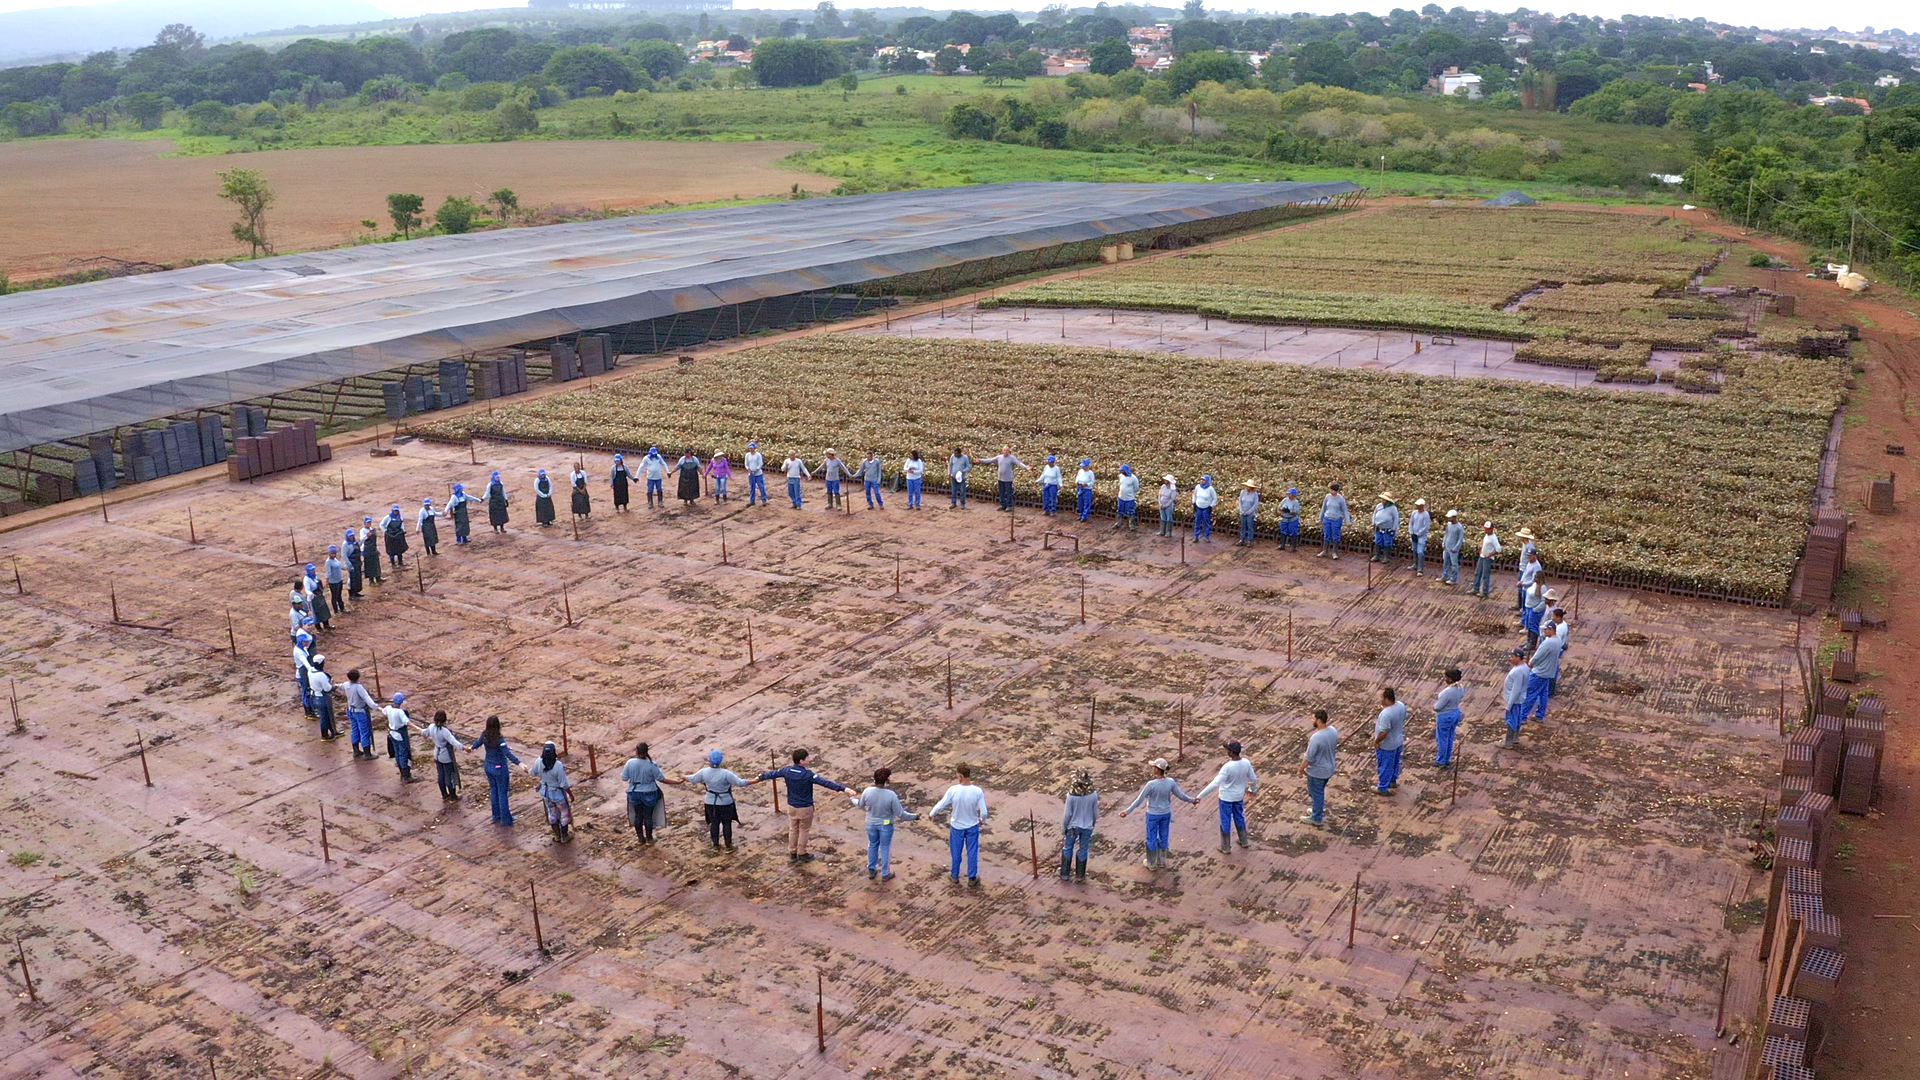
left=0, top=138, right=832, bottom=280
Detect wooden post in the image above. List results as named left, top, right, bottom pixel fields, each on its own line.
left=15, top=938, right=34, bottom=1003
left=11, top=556, right=21, bottom=595
left=1087, top=697, right=1095, bottom=752
left=1714, top=953, right=1731, bottom=1037
left=1008, top=507, right=1015, bottom=543
left=1778, top=679, right=1786, bottom=736
left=562, top=581, right=573, bottom=627
left=223, top=607, right=237, bottom=659
left=470, top=441, right=478, bottom=466
left=1451, top=759, right=1459, bottom=806
left=772, top=753, right=782, bottom=813
left=1367, top=558, right=1373, bottom=590
left=560, top=703, right=569, bottom=758
left=1573, top=580, right=1580, bottom=619
left=1180, top=534, right=1185, bottom=565
left=746, top=618, right=755, bottom=665
left=209, top=1053, right=218, bottom=1079
left=8, top=678, right=19, bottom=728
left=816, top=971, right=826, bottom=1053
left=946, top=655, right=954, bottom=709
left=110, top=578, right=121, bottom=624
left=319, top=803, right=332, bottom=863
left=721, top=524, right=729, bottom=566
left=416, top=561, right=425, bottom=595
left=188, top=506, right=198, bottom=545
left=290, top=529, right=299, bottom=565
left=894, top=554, right=901, bottom=598
left=1079, top=575, right=1087, bottom=625
left=530, top=882, right=546, bottom=954
left=135, top=728, right=152, bottom=787
left=1287, top=612, right=1293, bottom=663
left=1029, top=811, right=1039, bottom=878
left=1177, top=698, right=1185, bottom=761
left=1347, top=871, right=1361, bottom=948
left=370, top=650, right=382, bottom=699
left=587, top=744, right=599, bottom=779
left=340, top=471, right=348, bottom=501
left=99, top=489, right=110, bottom=524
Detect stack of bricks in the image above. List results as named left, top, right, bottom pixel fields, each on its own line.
left=550, top=335, right=614, bottom=382
left=551, top=339, right=580, bottom=382
left=1800, top=510, right=1847, bottom=606
left=1839, top=742, right=1876, bottom=814
left=228, top=418, right=330, bottom=480
left=74, top=434, right=118, bottom=495
left=472, top=354, right=528, bottom=400
left=437, top=360, right=471, bottom=409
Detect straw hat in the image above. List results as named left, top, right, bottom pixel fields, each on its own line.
left=1242, top=479, right=1260, bottom=490
left=1163, top=474, right=1176, bottom=483
left=1515, top=527, right=1536, bottom=541
left=1543, top=588, right=1559, bottom=602
left=1378, top=490, right=1395, bottom=501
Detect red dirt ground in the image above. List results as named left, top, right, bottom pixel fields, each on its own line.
left=0, top=138, right=834, bottom=282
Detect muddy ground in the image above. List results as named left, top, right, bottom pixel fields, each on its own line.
left=0, top=432, right=1787, bottom=1078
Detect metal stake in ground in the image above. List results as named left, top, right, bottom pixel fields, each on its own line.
left=894, top=554, right=901, bottom=597
left=416, top=561, right=426, bottom=595
left=1087, top=698, right=1095, bottom=752
left=1347, top=871, right=1361, bottom=948
left=289, top=528, right=299, bottom=565
left=587, top=744, right=599, bottom=779
left=110, top=578, right=121, bottom=624
left=1079, top=576, right=1087, bottom=624
left=15, top=938, right=34, bottom=1003
left=946, top=655, right=954, bottom=709
left=12, top=556, right=21, bottom=595
left=340, top=471, right=348, bottom=501
left=1177, top=698, right=1185, bottom=761
left=721, top=524, right=728, bottom=566
left=816, top=971, right=826, bottom=1053
left=1287, top=612, right=1293, bottom=663
left=370, top=650, right=382, bottom=698
left=1029, top=812, right=1038, bottom=878
left=746, top=618, right=755, bottom=665
left=1451, top=758, right=1459, bottom=806
left=529, top=881, right=546, bottom=954
left=771, top=750, right=782, bottom=812
left=560, top=703, right=569, bottom=758
left=135, top=728, right=152, bottom=787
left=562, top=581, right=573, bottom=627
left=319, top=802, right=332, bottom=863
left=188, top=506, right=198, bottom=545
left=99, top=489, right=109, bottom=524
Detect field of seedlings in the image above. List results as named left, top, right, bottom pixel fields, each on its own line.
left=420, top=335, right=1838, bottom=602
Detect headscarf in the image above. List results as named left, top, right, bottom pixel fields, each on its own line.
left=1119, top=465, right=1132, bottom=475
left=452, top=483, right=465, bottom=496
left=1046, top=454, right=1056, bottom=463
left=490, top=471, right=502, bottom=483
left=304, top=562, right=317, bottom=576
left=707, top=749, right=724, bottom=766
left=387, top=505, right=401, bottom=521
left=648, top=446, right=661, bottom=458
left=422, top=497, right=433, bottom=507
left=344, top=529, right=355, bottom=543
left=1068, top=768, right=1095, bottom=796
left=541, top=741, right=558, bottom=770
left=537, top=468, right=547, bottom=478
left=1199, top=475, right=1213, bottom=487
left=363, top=516, right=374, bottom=526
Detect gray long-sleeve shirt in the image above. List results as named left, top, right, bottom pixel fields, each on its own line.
left=1062, top=791, right=1099, bottom=831
left=1123, top=776, right=1196, bottom=815
left=853, top=786, right=917, bottom=827
left=344, top=681, right=377, bottom=714
left=948, top=454, right=972, bottom=480
left=1321, top=493, right=1348, bottom=521
left=1435, top=684, right=1465, bottom=715
left=1443, top=520, right=1466, bottom=554
left=1304, top=726, right=1339, bottom=780
left=1503, top=663, right=1531, bottom=706
left=857, top=458, right=883, bottom=482
left=1529, top=635, right=1564, bottom=679
left=688, top=766, right=751, bottom=805
left=821, top=457, right=852, bottom=481
left=1409, top=510, right=1431, bottom=539
left=986, top=454, right=1026, bottom=481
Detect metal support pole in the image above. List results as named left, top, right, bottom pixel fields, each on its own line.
left=946, top=655, right=953, bottom=709
left=12, top=557, right=21, bottom=595
left=1087, top=697, right=1095, bottom=752
left=1287, top=612, right=1293, bottom=663
left=188, top=507, right=198, bottom=545
left=290, top=529, right=299, bottom=565
left=530, top=882, right=546, bottom=954
left=371, top=650, right=381, bottom=699
left=1347, top=872, right=1360, bottom=948
left=99, top=490, right=109, bottom=524
left=747, top=619, right=755, bottom=665
left=1029, top=812, right=1038, bottom=878
left=341, top=471, right=348, bottom=501
left=560, top=704, right=568, bottom=758
left=319, top=803, right=332, bottom=863
left=110, top=578, right=121, bottom=624
left=816, top=972, right=826, bottom=1053
left=562, top=581, right=573, bottom=627
left=1079, top=576, right=1087, bottom=624
left=15, top=939, right=34, bottom=1003
left=895, top=554, right=901, bottom=597
left=135, top=728, right=152, bottom=787
left=721, top=525, right=728, bottom=565
left=587, top=744, right=599, bottom=779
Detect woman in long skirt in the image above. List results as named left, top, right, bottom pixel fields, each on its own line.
left=570, top=466, right=591, bottom=518
left=343, top=528, right=364, bottom=598
left=361, top=518, right=383, bottom=584
left=534, top=469, right=556, bottom=527
left=529, top=741, right=573, bottom=842
left=447, top=483, right=473, bottom=545
left=305, top=563, right=333, bottom=629
left=674, top=449, right=701, bottom=507
left=383, top=506, right=409, bottom=567
left=418, top=498, right=441, bottom=556
left=622, top=742, right=683, bottom=844
left=610, top=454, right=632, bottom=511
left=469, top=715, right=523, bottom=824
left=486, top=471, right=510, bottom=533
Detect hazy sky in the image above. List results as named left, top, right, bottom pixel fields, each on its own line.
left=0, top=0, right=1905, bottom=36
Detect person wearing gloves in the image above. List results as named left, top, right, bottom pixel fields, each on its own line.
left=344, top=667, right=377, bottom=759
left=947, top=447, right=973, bottom=508
left=308, top=654, right=336, bottom=741
left=1059, top=769, right=1099, bottom=881
left=1277, top=487, right=1302, bottom=551
left=343, top=529, right=364, bottom=599
left=642, top=447, right=668, bottom=508
left=705, top=450, right=733, bottom=503
left=569, top=465, right=591, bottom=519
left=1038, top=455, right=1063, bottom=516
left=851, top=767, right=916, bottom=881
left=981, top=446, right=1028, bottom=511
left=384, top=692, right=414, bottom=783
left=424, top=710, right=461, bottom=799
left=819, top=449, right=850, bottom=510
left=1319, top=482, right=1349, bottom=558
left=1073, top=459, right=1097, bottom=522
left=610, top=453, right=633, bottom=512
left=929, top=763, right=989, bottom=885
left=1114, top=466, right=1141, bottom=530
left=1236, top=480, right=1260, bottom=545
left=674, top=448, right=702, bottom=507
left=1120, top=758, right=1198, bottom=869
left=470, top=716, right=523, bottom=824
left=533, top=470, right=556, bottom=527
left=1408, top=499, right=1432, bottom=575
left=687, top=750, right=757, bottom=851
left=856, top=451, right=884, bottom=509
left=1370, top=687, right=1408, bottom=794
left=758, top=748, right=848, bottom=862
left=418, top=498, right=441, bottom=556
left=447, top=483, right=474, bottom=544
left=360, top=517, right=383, bottom=584
left=1440, top=510, right=1465, bottom=586
left=1433, top=668, right=1465, bottom=769
left=621, top=743, right=683, bottom=845
left=783, top=452, right=811, bottom=509
left=1526, top=612, right=1564, bottom=724
left=1191, top=475, right=1219, bottom=542
left=744, top=442, right=768, bottom=506
left=1196, top=741, right=1257, bottom=853
left=1156, top=475, right=1178, bottom=537
left=1370, top=492, right=1400, bottom=563
left=528, top=742, right=573, bottom=842
left=485, top=472, right=510, bottom=533
left=1299, top=710, right=1338, bottom=827
left=903, top=450, right=926, bottom=509
left=1500, top=647, right=1531, bottom=748
left=324, top=546, right=347, bottom=614
left=1473, top=522, right=1502, bottom=598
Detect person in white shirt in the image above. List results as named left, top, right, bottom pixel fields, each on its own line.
left=1114, top=465, right=1141, bottom=530
left=1277, top=486, right=1302, bottom=550
left=307, top=655, right=336, bottom=741
left=1473, top=522, right=1502, bottom=598
left=744, top=441, right=768, bottom=506
left=783, top=453, right=811, bottom=509
left=929, top=763, right=989, bottom=885
left=1191, top=475, right=1219, bottom=542
left=384, top=692, right=414, bottom=783
left=903, top=450, right=926, bottom=509
left=1073, top=459, right=1097, bottom=521
left=1196, top=741, right=1257, bottom=852
left=424, top=710, right=462, bottom=799
left=641, top=447, right=669, bottom=508
left=1516, top=544, right=1542, bottom=616
left=1038, top=455, right=1064, bottom=516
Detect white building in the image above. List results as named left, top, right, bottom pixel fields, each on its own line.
left=1877, top=74, right=1902, bottom=87
left=1440, top=71, right=1483, bottom=98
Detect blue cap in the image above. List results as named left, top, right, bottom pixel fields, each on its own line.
left=363, top=516, right=373, bottom=524
left=422, top=497, right=432, bottom=505
left=1288, top=487, right=1299, bottom=495
left=453, top=483, right=464, bottom=494
left=614, top=453, right=624, bottom=460
left=538, top=468, right=547, bottom=476
left=1120, top=465, right=1132, bottom=474
left=708, top=749, right=723, bottom=765
left=345, top=529, right=354, bottom=538
left=1046, top=454, right=1056, bottom=463
left=748, top=441, right=758, bottom=448
left=392, top=691, right=406, bottom=704
left=305, top=562, right=316, bottom=572
left=1080, top=458, right=1092, bottom=468
left=391, top=504, right=401, bottom=513
left=328, top=544, right=339, bottom=554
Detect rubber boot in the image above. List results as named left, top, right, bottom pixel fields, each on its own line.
left=1218, top=831, right=1231, bottom=854
left=1129, top=517, right=1137, bottom=531
left=1059, top=851, right=1073, bottom=880
left=1075, top=859, right=1087, bottom=881
left=1235, top=825, right=1250, bottom=849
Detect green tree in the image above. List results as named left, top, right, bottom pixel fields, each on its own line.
left=1291, top=42, right=1358, bottom=90
left=544, top=45, right=637, bottom=97
left=434, top=195, right=480, bottom=234
left=125, top=91, right=168, bottom=129
left=943, top=101, right=999, bottom=140
left=933, top=46, right=965, bottom=75
left=490, top=99, right=538, bottom=137
left=490, top=188, right=519, bottom=221
left=1089, top=37, right=1134, bottom=77
left=386, top=192, right=425, bottom=238
left=1165, top=49, right=1249, bottom=96
left=749, top=38, right=848, bottom=88
left=183, top=99, right=233, bottom=135
left=809, top=2, right=846, bottom=38
left=217, top=168, right=274, bottom=258
left=837, top=71, right=859, bottom=99
left=625, top=39, right=685, bottom=81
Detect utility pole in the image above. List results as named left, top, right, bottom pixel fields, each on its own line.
left=1746, top=174, right=1755, bottom=229
left=1848, top=207, right=1857, bottom=266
